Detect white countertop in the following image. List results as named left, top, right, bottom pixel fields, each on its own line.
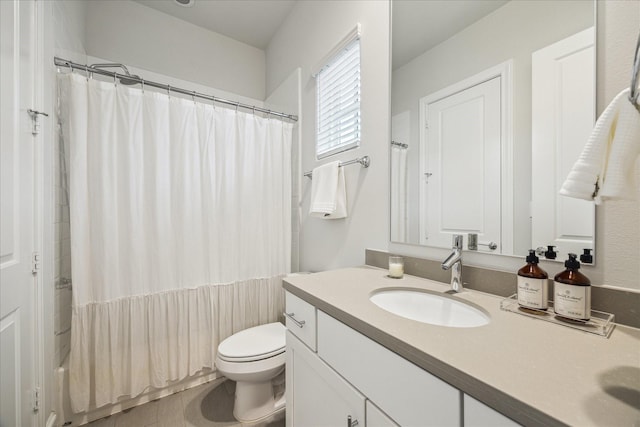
left=283, top=266, right=640, bottom=427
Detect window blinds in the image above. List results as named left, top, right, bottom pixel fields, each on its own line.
left=316, top=37, right=361, bottom=159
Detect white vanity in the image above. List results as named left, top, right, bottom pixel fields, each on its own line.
left=283, top=267, right=640, bottom=426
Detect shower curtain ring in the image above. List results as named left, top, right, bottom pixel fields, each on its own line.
left=167, top=85, right=171, bottom=97
left=192, top=91, right=197, bottom=103
left=69, top=62, right=74, bottom=74
left=235, top=103, right=239, bottom=112
left=85, top=65, right=89, bottom=80
left=141, top=79, right=145, bottom=93
left=252, top=106, right=256, bottom=115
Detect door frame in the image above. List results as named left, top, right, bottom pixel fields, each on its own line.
left=418, top=61, right=513, bottom=253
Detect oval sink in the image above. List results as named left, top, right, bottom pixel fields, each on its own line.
left=370, top=289, right=490, bottom=328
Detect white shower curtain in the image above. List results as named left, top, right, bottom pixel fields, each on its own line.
left=58, top=73, right=293, bottom=412
left=390, top=145, right=408, bottom=242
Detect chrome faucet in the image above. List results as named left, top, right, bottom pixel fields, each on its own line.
left=441, top=234, right=463, bottom=292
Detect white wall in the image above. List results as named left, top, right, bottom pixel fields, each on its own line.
left=265, top=68, right=302, bottom=272
left=391, top=0, right=592, bottom=254
left=266, top=1, right=390, bottom=272
left=84, top=0, right=266, bottom=100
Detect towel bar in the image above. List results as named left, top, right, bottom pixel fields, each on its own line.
left=304, top=155, right=370, bottom=178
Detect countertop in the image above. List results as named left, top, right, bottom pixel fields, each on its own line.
left=283, top=266, right=640, bottom=427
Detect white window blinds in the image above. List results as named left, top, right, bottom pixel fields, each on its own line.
left=316, top=36, right=361, bottom=159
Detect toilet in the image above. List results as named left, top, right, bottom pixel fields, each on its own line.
left=215, top=322, right=286, bottom=422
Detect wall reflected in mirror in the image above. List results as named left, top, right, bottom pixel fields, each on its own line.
left=390, top=0, right=595, bottom=262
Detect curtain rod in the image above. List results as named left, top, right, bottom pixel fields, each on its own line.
left=54, top=57, right=298, bottom=122
left=391, top=140, right=408, bottom=149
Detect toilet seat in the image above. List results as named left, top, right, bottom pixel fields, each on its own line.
left=218, top=322, right=285, bottom=362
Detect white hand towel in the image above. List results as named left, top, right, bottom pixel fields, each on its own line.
left=560, top=88, right=640, bottom=204
left=309, top=161, right=348, bottom=219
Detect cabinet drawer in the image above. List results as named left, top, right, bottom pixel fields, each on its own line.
left=318, top=311, right=461, bottom=426
left=284, top=291, right=316, bottom=351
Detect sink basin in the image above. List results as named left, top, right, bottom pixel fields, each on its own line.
left=370, top=289, right=490, bottom=328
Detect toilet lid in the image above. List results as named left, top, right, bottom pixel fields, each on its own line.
left=218, top=322, right=285, bottom=362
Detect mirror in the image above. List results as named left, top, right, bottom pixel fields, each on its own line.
left=390, top=0, right=595, bottom=262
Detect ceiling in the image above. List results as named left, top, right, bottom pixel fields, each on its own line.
left=133, top=0, right=296, bottom=50
left=133, top=0, right=508, bottom=64
left=392, top=0, right=508, bottom=70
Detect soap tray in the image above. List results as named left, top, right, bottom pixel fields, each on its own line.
left=500, top=295, right=615, bottom=337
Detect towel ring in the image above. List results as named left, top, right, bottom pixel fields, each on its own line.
left=628, top=31, right=640, bottom=107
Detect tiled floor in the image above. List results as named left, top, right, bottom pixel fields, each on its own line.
left=87, top=378, right=285, bottom=427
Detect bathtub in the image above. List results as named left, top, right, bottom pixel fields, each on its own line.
left=55, top=355, right=220, bottom=426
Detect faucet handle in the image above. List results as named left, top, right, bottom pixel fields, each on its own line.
left=452, top=234, right=463, bottom=249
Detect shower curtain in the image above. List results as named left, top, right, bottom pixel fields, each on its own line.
left=390, top=144, right=408, bottom=242
left=58, top=73, right=293, bottom=412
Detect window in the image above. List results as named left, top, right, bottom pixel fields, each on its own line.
left=315, top=29, right=361, bottom=159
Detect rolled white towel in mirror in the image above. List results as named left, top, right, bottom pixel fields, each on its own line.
left=560, top=88, right=640, bottom=204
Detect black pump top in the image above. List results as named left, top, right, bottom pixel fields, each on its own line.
left=565, top=253, right=581, bottom=269
left=544, top=245, right=557, bottom=259
left=526, top=249, right=539, bottom=264
left=580, top=248, right=593, bottom=264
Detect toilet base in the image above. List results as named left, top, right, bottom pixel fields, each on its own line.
left=233, top=378, right=286, bottom=422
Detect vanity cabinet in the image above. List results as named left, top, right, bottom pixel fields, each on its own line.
left=284, top=291, right=517, bottom=427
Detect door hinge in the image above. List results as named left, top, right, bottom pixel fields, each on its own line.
left=32, top=252, right=40, bottom=275
left=33, top=387, right=40, bottom=412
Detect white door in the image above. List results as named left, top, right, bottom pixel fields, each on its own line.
left=1, top=0, right=38, bottom=426
left=420, top=76, right=502, bottom=251
left=286, top=331, right=365, bottom=427
left=531, top=28, right=595, bottom=257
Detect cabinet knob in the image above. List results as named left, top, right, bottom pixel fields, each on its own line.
left=283, top=312, right=306, bottom=328
left=347, top=415, right=359, bottom=427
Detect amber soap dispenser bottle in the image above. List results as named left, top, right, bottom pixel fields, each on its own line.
left=517, top=249, right=549, bottom=310
left=554, top=253, right=591, bottom=321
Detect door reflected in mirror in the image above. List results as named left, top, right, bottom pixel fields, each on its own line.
left=390, top=0, right=595, bottom=262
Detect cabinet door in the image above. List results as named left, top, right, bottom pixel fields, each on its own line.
left=367, top=401, right=399, bottom=427
left=464, top=394, right=520, bottom=427
left=317, top=311, right=460, bottom=426
left=286, top=331, right=365, bottom=427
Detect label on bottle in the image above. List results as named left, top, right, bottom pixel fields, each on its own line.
left=517, top=276, right=548, bottom=309
left=554, top=282, right=591, bottom=320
